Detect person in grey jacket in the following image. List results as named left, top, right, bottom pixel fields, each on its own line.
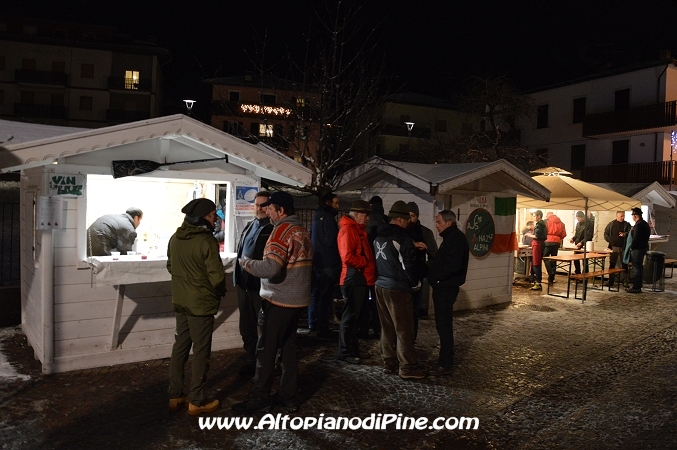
left=87, top=207, right=143, bottom=256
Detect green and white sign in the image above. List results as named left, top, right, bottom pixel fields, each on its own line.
left=465, top=208, right=495, bottom=257
left=48, top=175, right=84, bottom=197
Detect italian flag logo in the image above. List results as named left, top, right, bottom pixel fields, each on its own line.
left=492, top=197, right=518, bottom=253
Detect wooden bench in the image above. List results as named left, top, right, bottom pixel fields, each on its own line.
left=664, top=258, right=677, bottom=279
left=570, top=268, right=626, bottom=298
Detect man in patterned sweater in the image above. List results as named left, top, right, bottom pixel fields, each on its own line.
left=233, top=191, right=312, bottom=414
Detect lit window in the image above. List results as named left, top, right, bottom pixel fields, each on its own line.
left=125, top=70, right=140, bottom=90
left=295, top=97, right=306, bottom=107
left=259, top=124, right=274, bottom=137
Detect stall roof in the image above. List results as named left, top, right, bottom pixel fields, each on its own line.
left=0, top=115, right=313, bottom=187
left=591, top=182, right=676, bottom=209
left=337, top=156, right=551, bottom=200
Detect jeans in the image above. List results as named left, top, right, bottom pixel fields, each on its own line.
left=631, top=249, right=647, bottom=290
left=308, top=266, right=340, bottom=332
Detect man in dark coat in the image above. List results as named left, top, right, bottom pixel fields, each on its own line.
left=427, top=209, right=469, bottom=376
left=627, top=207, right=651, bottom=294
left=167, top=198, right=225, bottom=416
left=570, top=211, right=594, bottom=275
left=309, top=192, right=341, bottom=337
left=604, top=211, right=631, bottom=288
left=87, top=207, right=143, bottom=256
left=233, top=191, right=273, bottom=376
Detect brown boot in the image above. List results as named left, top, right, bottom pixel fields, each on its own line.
left=188, top=399, right=220, bottom=415
left=168, top=396, right=187, bottom=412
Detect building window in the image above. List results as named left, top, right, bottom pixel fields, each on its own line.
left=461, top=122, right=474, bottom=135
left=125, top=70, right=140, bottom=90
left=0, top=56, right=5, bottom=71
left=295, top=97, right=306, bottom=107
left=572, top=97, right=586, bottom=124
left=52, top=61, right=65, bottom=73
left=0, top=90, right=4, bottom=105
left=612, top=140, right=629, bottom=164
left=536, top=105, right=549, bottom=129
left=536, top=148, right=548, bottom=165
left=435, top=120, right=448, bottom=132
left=259, top=93, right=276, bottom=105
left=615, top=89, right=630, bottom=111
left=79, top=96, right=93, bottom=111
left=22, top=59, right=36, bottom=71
left=21, top=91, right=34, bottom=104
left=400, top=115, right=411, bottom=124
left=229, top=91, right=240, bottom=102
left=295, top=125, right=308, bottom=140
left=259, top=123, right=274, bottom=137
left=570, top=144, right=586, bottom=170
left=225, top=121, right=243, bottom=136
left=81, top=64, right=94, bottom=78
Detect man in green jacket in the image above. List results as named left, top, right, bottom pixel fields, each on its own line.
left=167, top=198, right=225, bottom=416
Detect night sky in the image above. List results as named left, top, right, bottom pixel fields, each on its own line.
left=5, top=0, right=677, bottom=104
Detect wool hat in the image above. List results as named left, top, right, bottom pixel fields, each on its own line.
left=181, top=198, right=216, bottom=218
left=350, top=200, right=371, bottom=214
left=261, top=191, right=294, bottom=210
left=575, top=210, right=585, bottom=218
left=388, top=200, right=411, bottom=220
left=631, top=207, right=643, bottom=216
left=407, top=201, right=419, bottom=216
left=369, top=196, right=383, bottom=205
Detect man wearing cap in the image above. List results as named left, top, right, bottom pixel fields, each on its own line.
left=233, top=191, right=312, bottom=414
left=627, top=207, right=651, bottom=293
left=570, top=211, right=594, bottom=275
left=167, top=198, right=225, bottom=416
left=406, top=201, right=438, bottom=332
left=233, top=191, right=273, bottom=376
left=337, top=200, right=376, bottom=364
left=373, top=200, right=427, bottom=380
left=308, top=192, right=341, bottom=338
left=87, top=207, right=143, bottom=256
left=427, top=209, right=469, bottom=376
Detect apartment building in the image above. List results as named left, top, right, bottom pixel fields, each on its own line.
left=519, top=57, right=677, bottom=185
left=0, top=16, right=168, bottom=128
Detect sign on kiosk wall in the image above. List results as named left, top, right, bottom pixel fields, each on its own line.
left=465, top=208, right=495, bottom=257
left=37, top=196, right=63, bottom=230
left=234, top=183, right=259, bottom=216
left=48, top=174, right=84, bottom=197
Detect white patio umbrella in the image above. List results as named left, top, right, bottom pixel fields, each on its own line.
left=518, top=174, right=641, bottom=301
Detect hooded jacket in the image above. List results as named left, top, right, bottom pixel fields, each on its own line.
left=338, top=215, right=376, bottom=286
left=167, top=221, right=226, bottom=316
left=373, top=223, right=418, bottom=292
left=545, top=214, right=567, bottom=245
left=244, top=215, right=312, bottom=308
left=366, top=203, right=388, bottom=244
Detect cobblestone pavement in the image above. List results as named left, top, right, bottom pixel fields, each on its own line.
left=0, top=277, right=676, bottom=449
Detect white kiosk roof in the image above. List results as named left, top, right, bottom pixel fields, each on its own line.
left=0, top=115, right=312, bottom=187
left=338, top=156, right=550, bottom=200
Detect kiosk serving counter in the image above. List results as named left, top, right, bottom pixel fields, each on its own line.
left=0, top=115, right=312, bottom=374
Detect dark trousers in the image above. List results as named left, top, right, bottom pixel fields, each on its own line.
left=608, top=246, right=628, bottom=286
left=308, top=267, right=339, bottom=332
left=631, top=249, right=647, bottom=290
left=168, top=313, right=214, bottom=406
left=254, top=300, right=302, bottom=401
left=432, top=285, right=459, bottom=369
left=238, top=285, right=262, bottom=363
left=375, top=285, right=419, bottom=374
left=357, top=287, right=381, bottom=338
left=542, top=243, right=559, bottom=280
left=339, top=285, right=366, bottom=357
left=412, top=288, right=421, bottom=341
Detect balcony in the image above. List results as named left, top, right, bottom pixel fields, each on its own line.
left=581, top=161, right=675, bottom=185
left=583, top=101, right=677, bottom=137
left=14, top=103, right=67, bottom=119
left=106, top=109, right=150, bottom=122
left=15, top=69, right=68, bottom=86
left=108, top=77, right=152, bottom=91
left=375, top=124, right=431, bottom=139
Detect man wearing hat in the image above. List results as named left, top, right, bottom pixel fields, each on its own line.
left=233, top=191, right=312, bottom=414
left=167, top=198, right=225, bottom=416
left=337, top=200, right=376, bottom=364
left=627, top=207, right=651, bottom=293
left=372, top=200, right=427, bottom=380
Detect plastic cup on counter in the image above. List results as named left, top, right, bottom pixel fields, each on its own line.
left=141, top=255, right=147, bottom=260
left=111, top=251, right=120, bottom=260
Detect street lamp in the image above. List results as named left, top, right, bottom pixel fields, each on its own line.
left=404, top=121, right=414, bottom=152
left=183, top=99, right=196, bottom=117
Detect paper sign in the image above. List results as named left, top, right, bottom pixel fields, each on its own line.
left=234, top=185, right=258, bottom=216
left=37, top=196, right=64, bottom=230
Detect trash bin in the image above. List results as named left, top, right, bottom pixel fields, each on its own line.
left=644, top=251, right=665, bottom=290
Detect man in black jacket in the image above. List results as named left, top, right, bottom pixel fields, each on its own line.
left=233, top=191, right=273, bottom=376
left=373, top=200, right=427, bottom=380
left=604, top=211, right=631, bottom=288
left=427, top=210, right=469, bottom=376
left=627, top=207, right=651, bottom=294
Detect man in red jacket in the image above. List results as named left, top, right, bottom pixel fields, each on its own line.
left=543, top=211, right=567, bottom=284
left=337, top=200, right=376, bottom=364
